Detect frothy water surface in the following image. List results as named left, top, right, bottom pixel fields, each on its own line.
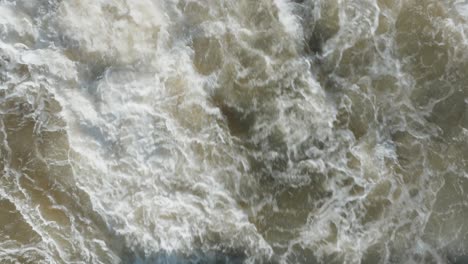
left=1, top=0, right=468, bottom=263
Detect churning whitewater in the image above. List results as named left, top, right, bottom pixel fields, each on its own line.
left=1, top=0, right=468, bottom=263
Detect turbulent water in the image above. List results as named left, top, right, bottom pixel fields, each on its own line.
left=1, top=0, right=468, bottom=263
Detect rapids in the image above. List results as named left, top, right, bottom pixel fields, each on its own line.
left=1, top=0, right=468, bottom=263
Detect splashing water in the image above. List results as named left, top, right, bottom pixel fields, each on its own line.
left=1, top=0, right=467, bottom=263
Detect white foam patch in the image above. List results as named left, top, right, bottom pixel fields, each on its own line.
left=274, top=0, right=303, bottom=40
left=56, top=0, right=166, bottom=64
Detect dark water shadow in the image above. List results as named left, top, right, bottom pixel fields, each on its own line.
left=119, top=249, right=246, bottom=264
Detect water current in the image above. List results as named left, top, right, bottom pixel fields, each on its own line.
left=1, top=0, right=468, bottom=263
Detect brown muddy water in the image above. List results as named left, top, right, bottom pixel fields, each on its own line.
left=1, top=0, right=468, bottom=263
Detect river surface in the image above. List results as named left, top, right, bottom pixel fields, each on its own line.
left=1, top=0, right=468, bottom=263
